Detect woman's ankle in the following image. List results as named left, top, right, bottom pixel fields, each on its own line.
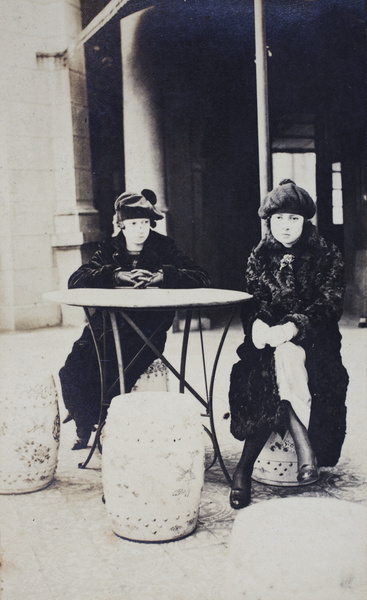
left=297, top=448, right=317, bottom=469
left=232, top=464, right=253, bottom=488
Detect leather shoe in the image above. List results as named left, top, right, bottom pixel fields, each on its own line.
left=297, top=463, right=319, bottom=485
left=72, top=425, right=94, bottom=450
left=230, top=482, right=252, bottom=509
left=71, top=437, right=90, bottom=451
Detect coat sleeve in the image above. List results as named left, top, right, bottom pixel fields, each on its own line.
left=240, top=248, right=275, bottom=335
left=160, top=239, right=211, bottom=289
left=241, top=241, right=345, bottom=344
left=280, top=243, right=346, bottom=341
left=68, top=244, right=117, bottom=289
left=68, top=236, right=211, bottom=290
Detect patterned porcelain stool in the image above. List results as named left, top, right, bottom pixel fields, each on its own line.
left=0, top=368, right=60, bottom=494
left=224, top=497, right=367, bottom=600
left=131, top=359, right=170, bottom=393
left=252, top=430, right=300, bottom=486
left=102, top=391, right=205, bottom=542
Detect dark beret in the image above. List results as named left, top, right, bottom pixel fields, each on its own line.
left=258, top=179, right=316, bottom=220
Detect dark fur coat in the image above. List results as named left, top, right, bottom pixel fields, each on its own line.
left=229, top=222, right=348, bottom=467
left=59, top=230, right=210, bottom=434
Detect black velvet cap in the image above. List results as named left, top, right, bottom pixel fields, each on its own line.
left=114, top=189, right=164, bottom=221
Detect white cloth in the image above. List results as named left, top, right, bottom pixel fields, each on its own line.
left=274, top=342, right=312, bottom=428
left=267, top=322, right=298, bottom=347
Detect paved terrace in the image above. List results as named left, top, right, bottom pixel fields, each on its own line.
left=0, top=315, right=366, bottom=599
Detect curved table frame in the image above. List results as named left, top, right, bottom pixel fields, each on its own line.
left=44, top=288, right=252, bottom=483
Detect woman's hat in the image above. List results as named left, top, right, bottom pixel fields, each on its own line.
left=114, top=189, right=164, bottom=221
left=258, top=179, right=316, bottom=220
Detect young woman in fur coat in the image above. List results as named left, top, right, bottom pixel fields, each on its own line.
left=229, top=179, right=349, bottom=509
left=59, top=189, right=210, bottom=450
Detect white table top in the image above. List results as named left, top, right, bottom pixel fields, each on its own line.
left=43, top=288, right=252, bottom=310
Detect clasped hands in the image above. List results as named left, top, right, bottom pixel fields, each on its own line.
left=252, top=318, right=298, bottom=349
left=114, top=268, right=164, bottom=289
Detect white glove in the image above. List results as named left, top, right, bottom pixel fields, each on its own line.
left=267, top=322, right=298, bottom=347
left=252, top=319, right=270, bottom=349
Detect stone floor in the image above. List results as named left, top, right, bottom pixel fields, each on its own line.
left=0, top=315, right=366, bottom=599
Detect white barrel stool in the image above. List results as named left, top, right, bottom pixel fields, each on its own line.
left=131, top=359, right=170, bottom=393
left=102, top=391, right=205, bottom=542
left=223, top=497, right=367, bottom=600
left=252, top=430, right=300, bottom=486
left=0, top=368, right=60, bottom=494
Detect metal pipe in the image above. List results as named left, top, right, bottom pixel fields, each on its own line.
left=254, top=0, right=272, bottom=226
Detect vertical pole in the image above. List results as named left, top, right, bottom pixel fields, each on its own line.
left=254, top=0, right=272, bottom=233
left=120, top=11, right=168, bottom=236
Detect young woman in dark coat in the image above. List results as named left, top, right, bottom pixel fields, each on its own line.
left=229, top=179, right=349, bottom=509
left=59, top=189, right=211, bottom=449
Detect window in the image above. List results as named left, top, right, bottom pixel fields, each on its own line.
left=332, top=162, right=343, bottom=225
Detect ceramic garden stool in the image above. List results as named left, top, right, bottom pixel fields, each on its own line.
left=102, top=391, right=205, bottom=542
left=131, top=359, right=170, bottom=393
left=223, top=497, right=367, bottom=600
left=0, top=367, right=60, bottom=494
left=252, top=430, right=301, bottom=486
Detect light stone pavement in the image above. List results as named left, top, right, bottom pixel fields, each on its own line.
left=0, top=315, right=366, bottom=600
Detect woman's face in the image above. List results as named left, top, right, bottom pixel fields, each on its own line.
left=270, top=212, right=304, bottom=247
left=119, top=218, right=150, bottom=249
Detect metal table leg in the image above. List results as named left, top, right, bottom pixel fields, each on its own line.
left=110, top=311, right=125, bottom=394
left=120, top=309, right=208, bottom=408
left=78, top=308, right=107, bottom=469
left=207, top=307, right=236, bottom=485
left=78, top=305, right=235, bottom=484
left=179, top=310, right=192, bottom=393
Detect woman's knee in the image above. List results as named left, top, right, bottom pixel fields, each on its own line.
left=274, top=341, right=301, bottom=360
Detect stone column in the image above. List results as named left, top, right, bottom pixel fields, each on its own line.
left=120, top=9, right=167, bottom=235
left=48, top=2, right=101, bottom=327
left=0, top=0, right=101, bottom=330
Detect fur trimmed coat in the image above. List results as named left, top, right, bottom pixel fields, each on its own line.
left=59, top=230, right=210, bottom=433
left=229, top=222, right=348, bottom=467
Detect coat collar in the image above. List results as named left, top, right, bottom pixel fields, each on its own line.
left=259, top=222, right=325, bottom=257
left=109, top=230, right=162, bottom=271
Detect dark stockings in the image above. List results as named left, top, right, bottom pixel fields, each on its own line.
left=232, top=428, right=271, bottom=486
left=284, top=401, right=318, bottom=485
left=284, top=400, right=316, bottom=469
left=230, top=428, right=271, bottom=508
left=230, top=402, right=319, bottom=508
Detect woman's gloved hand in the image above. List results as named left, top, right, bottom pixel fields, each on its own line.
left=113, top=270, right=135, bottom=286
left=114, top=268, right=164, bottom=288
left=146, top=269, right=164, bottom=287
left=130, top=269, right=155, bottom=288
left=252, top=319, right=270, bottom=349
left=252, top=319, right=298, bottom=348
left=131, top=269, right=164, bottom=288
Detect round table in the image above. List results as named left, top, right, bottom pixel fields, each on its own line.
left=44, top=287, right=252, bottom=481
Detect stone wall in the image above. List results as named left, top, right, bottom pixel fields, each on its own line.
left=0, top=0, right=99, bottom=330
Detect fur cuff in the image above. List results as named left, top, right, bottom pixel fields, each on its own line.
left=280, top=313, right=310, bottom=342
